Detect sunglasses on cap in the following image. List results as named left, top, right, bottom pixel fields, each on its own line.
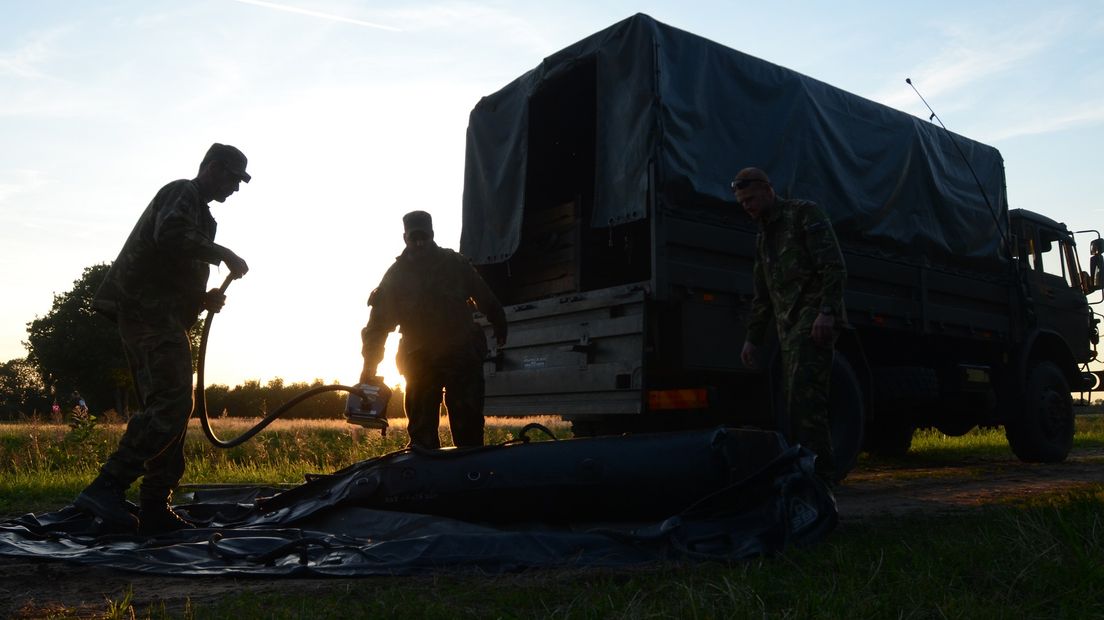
left=731, top=178, right=765, bottom=191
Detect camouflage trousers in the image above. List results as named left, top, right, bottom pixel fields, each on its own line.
left=403, top=358, right=485, bottom=449
left=100, top=316, right=194, bottom=504
left=779, top=325, right=836, bottom=481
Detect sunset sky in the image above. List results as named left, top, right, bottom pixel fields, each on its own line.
left=3, top=1, right=1102, bottom=390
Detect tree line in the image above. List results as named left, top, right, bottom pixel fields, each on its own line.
left=1, top=263, right=399, bottom=421
left=203, top=378, right=406, bottom=421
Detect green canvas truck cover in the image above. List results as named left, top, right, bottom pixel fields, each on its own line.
left=461, top=13, right=1008, bottom=273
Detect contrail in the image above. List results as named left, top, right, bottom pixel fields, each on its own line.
left=229, top=0, right=402, bottom=31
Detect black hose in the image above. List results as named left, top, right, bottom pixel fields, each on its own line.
left=194, top=275, right=367, bottom=449
left=518, top=422, right=558, bottom=442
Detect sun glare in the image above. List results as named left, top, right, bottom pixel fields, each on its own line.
left=376, top=331, right=406, bottom=391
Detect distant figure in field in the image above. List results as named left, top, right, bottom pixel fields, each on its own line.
left=71, top=391, right=89, bottom=418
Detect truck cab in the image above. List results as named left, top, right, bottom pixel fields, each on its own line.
left=1011, top=209, right=1096, bottom=360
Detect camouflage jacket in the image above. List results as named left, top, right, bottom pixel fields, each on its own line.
left=745, top=197, right=847, bottom=345
left=93, top=179, right=223, bottom=327
left=362, top=243, right=507, bottom=371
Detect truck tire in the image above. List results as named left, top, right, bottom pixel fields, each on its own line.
left=1005, top=361, right=1074, bottom=463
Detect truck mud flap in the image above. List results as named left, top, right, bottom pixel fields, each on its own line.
left=0, top=428, right=837, bottom=575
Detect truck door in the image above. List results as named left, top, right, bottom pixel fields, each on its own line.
left=1020, top=221, right=1091, bottom=353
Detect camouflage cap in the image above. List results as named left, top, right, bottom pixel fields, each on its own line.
left=403, top=210, right=433, bottom=234
left=201, top=143, right=251, bottom=183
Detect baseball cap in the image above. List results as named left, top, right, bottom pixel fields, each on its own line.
left=201, top=143, right=251, bottom=183
left=403, top=210, right=433, bottom=234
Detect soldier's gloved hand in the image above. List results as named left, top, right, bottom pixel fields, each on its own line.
left=811, top=312, right=835, bottom=347
left=203, top=289, right=227, bottom=313
left=359, top=365, right=378, bottom=384
left=740, top=341, right=759, bottom=369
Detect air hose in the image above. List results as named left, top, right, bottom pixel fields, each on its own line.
left=194, top=275, right=379, bottom=449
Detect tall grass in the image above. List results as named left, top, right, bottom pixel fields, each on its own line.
left=2, top=414, right=1104, bottom=511
left=0, top=415, right=568, bottom=514
left=1, top=415, right=1100, bottom=516
left=911, top=414, right=1104, bottom=455
left=853, top=415, right=1104, bottom=477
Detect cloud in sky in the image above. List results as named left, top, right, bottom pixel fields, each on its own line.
left=873, top=17, right=1062, bottom=111
left=989, top=103, right=1104, bottom=141
left=228, top=0, right=402, bottom=31
left=0, top=169, right=48, bottom=205
left=0, top=27, right=67, bottom=80
left=0, top=25, right=144, bottom=120
left=379, top=1, right=560, bottom=58
left=862, top=7, right=1104, bottom=143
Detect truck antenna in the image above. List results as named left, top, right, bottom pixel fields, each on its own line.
left=905, top=78, right=1010, bottom=253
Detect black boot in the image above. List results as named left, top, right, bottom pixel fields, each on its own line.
left=74, top=473, right=139, bottom=531
left=139, top=500, right=195, bottom=535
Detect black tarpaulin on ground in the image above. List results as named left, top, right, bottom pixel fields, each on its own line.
left=460, top=13, right=1008, bottom=272
left=0, top=428, right=836, bottom=576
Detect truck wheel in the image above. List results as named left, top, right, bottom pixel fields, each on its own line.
left=828, top=355, right=865, bottom=479
left=1005, top=361, right=1074, bottom=463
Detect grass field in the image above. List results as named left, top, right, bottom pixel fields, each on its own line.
left=0, top=414, right=571, bottom=515
left=1, top=416, right=1102, bottom=618
left=3, top=414, right=1100, bottom=514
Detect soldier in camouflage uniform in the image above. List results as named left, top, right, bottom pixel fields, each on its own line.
left=735, top=168, right=847, bottom=483
left=360, top=210, right=507, bottom=449
left=74, top=143, right=252, bottom=534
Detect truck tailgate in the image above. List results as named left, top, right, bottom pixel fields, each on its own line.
left=479, top=284, right=647, bottom=416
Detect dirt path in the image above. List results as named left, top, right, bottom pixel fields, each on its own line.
left=2, top=447, right=1102, bottom=618
left=835, top=446, right=1104, bottom=521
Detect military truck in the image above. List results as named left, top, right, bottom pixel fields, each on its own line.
left=460, top=14, right=1101, bottom=475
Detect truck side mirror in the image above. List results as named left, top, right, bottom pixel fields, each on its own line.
left=1091, top=254, right=1104, bottom=292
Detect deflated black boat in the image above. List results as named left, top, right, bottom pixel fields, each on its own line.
left=0, top=427, right=836, bottom=576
